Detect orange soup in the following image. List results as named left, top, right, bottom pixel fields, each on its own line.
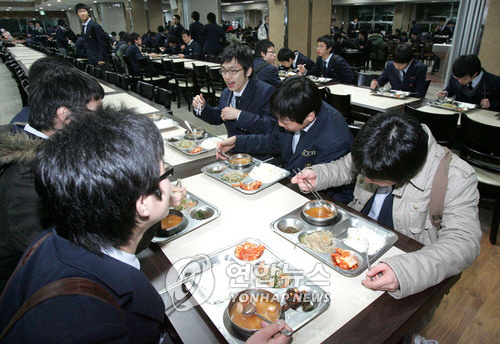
left=305, top=206, right=334, bottom=218
left=229, top=295, right=280, bottom=330
left=229, top=157, right=251, bottom=165
left=161, top=214, right=183, bottom=229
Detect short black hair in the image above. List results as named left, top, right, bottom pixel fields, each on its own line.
left=439, top=17, right=446, bottom=22
left=207, top=12, right=216, bottom=23
left=157, top=26, right=165, bottom=33
left=395, top=29, right=401, bottom=34
left=74, top=3, right=90, bottom=14
left=317, top=35, right=334, bottom=51
left=182, top=29, right=191, bottom=37
left=34, top=107, right=165, bottom=254
left=254, top=39, right=274, bottom=58
left=173, top=14, right=180, bottom=20
left=28, top=67, right=104, bottom=131
left=412, top=20, right=417, bottom=25
left=57, top=19, right=65, bottom=26
left=277, top=47, right=294, bottom=62
left=270, top=76, right=322, bottom=124
left=191, top=11, right=200, bottom=21
left=351, top=112, right=428, bottom=185
left=28, top=56, right=72, bottom=83
left=128, top=32, right=140, bottom=43
left=221, top=44, right=254, bottom=73
left=167, top=35, right=178, bottom=45
left=393, top=44, right=414, bottom=63
left=333, top=33, right=342, bottom=40
left=359, top=29, right=368, bottom=38
left=111, top=31, right=116, bottom=36
left=452, top=55, right=482, bottom=78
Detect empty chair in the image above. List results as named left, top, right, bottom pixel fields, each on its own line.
left=104, top=71, right=118, bottom=85
left=169, top=61, right=195, bottom=110
left=405, top=104, right=459, bottom=148
left=136, top=81, right=156, bottom=101
left=116, top=74, right=130, bottom=91
left=460, top=114, right=500, bottom=244
left=356, top=72, right=378, bottom=87
left=93, top=67, right=104, bottom=80
left=192, top=64, right=212, bottom=102
left=137, top=57, right=167, bottom=86
left=155, top=87, right=173, bottom=112
left=324, top=89, right=351, bottom=122
left=207, top=67, right=225, bottom=106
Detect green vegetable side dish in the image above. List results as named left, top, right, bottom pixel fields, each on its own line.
left=283, top=226, right=299, bottom=233
left=221, top=171, right=246, bottom=183
left=175, top=139, right=196, bottom=149
left=194, top=209, right=210, bottom=220
left=173, top=198, right=198, bottom=212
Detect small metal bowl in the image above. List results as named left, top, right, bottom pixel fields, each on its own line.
left=190, top=206, right=215, bottom=221
left=184, top=129, right=206, bottom=140
left=301, top=200, right=338, bottom=226
left=157, top=210, right=188, bottom=237
left=148, top=113, right=163, bottom=121
left=226, top=153, right=254, bottom=169
left=276, top=218, right=304, bottom=234
left=206, top=163, right=225, bottom=174
left=226, top=288, right=282, bottom=337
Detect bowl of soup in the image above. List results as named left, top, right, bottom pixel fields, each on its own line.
left=157, top=209, right=188, bottom=237
left=301, top=200, right=338, bottom=226
left=226, top=288, right=282, bottom=337
left=226, top=153, right=254, bottom=169
left=184, top=128, right=206, bottom=140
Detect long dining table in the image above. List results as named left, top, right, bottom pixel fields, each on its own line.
left=7, top=44, right=463, bottom=343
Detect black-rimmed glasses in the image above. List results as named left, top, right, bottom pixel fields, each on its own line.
left=219, top=68, right=244, bottom=76
left=159, top=162, right=174, bottom=181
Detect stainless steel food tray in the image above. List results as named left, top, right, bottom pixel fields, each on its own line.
left=428, top=100, right=477, bottom=112
left=201, top=159, right=290, bottom=195
left=371, top=89, right=411, bottom=98
left=152, top=191, right=220, bottom=244
left=164, top=132, right=220, bottom=156
left=270, top=207, right=398, bottom=277
left=167, top=238, right=330, bottom=344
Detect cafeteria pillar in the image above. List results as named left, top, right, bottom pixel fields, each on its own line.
left=130, top=0, right=148, bottom=35
left=148, top=0, right=165, bottom=31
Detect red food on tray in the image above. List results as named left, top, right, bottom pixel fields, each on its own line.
left=331, top=248, right=358, bottom=270
left=235, top=241, right=265, bottom=261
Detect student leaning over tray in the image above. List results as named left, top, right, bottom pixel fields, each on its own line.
left=0, top=106, right=292, bottom=344
left=291, top=112, right=481, bottom=299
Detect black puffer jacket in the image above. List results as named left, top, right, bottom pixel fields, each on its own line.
left=0, top=132, right=51, bottom=293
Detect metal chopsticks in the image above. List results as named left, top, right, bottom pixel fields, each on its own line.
left=293, top=168, right=325, bottom=206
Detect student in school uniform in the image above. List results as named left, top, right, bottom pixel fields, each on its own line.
left=178, top=30, right=203, bottom=60
left=253, top=39, right=281, bottom=87
left=277, top=47, right=315, bottom=71
left=298, top=35, right=354, bottom=84
left=370, top=44, right=427, bottom=98
left=437, top=55, right=500, bottom=111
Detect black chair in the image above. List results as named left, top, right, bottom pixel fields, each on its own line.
left=137, top=57, right=167, bottom=86
left=424, top=79, right=431, bottom=97
left=405, top=104, right=459, bottom=148
left=207, top=67, right=225, bottom=106
left=104, top=71, right=118, bottom=85
left=356, top=72, right=378, bottom=87
left=205, top=54, right=219, bottom=63
left=117, top=74, right=130, bottom=91
left=460, top=114, right=500, bottom=244
left=170, top=61, right=195, bottom=110
left=192, top=64, right=212, bottom=101
left=136, top=81, right=156, bottom=101
left=93, top=66, right=104, bottom=79
left=155, top=87, right=173, bottom=112
left=324, top=89, right=351, bottom=122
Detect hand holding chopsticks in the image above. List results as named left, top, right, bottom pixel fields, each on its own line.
left=215, top=136, right=237, bottom=160
left=192, top=94, right=205, bottom=116
left=290, top=168, right=318, bottom=193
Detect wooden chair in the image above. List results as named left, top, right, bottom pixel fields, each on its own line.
left=460, top=114, right=500, bottom=244
left=405, top=104, right=459, bottom=148
left=136, top=81, right=156, bottom=101
left=356, top=72, right=378, bottom=87
left=154, top=87, right=173, bottom=113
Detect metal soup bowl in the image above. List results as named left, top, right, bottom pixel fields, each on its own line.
left=301, top=200, right=338, bottom=226
left=226, top=153, right=253, bottom=169
left=184, top=128, right=206, bottom=140
left=157, top=209, right=188, bottom=237
left=226, top=288, right=282, bottom=337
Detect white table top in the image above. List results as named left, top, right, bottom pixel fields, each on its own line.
left=102, top=93, right=161, bottom=114
left=99, top=83, right=117, bottom=94
left=323, top=84, right=420, bottom=112
left=158, top=173, right=404, bottom=343
left=162, top=127, right=217, bottom=166
left=417, top=105, right=500, bottom=127
left=152, top=57, right=220, bottom=70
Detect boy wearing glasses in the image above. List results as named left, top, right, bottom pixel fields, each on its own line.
left=253, top=39, right=281, bottom=87
left=192, top=44, right=276, bottom=139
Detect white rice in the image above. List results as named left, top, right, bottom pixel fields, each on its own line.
left=200, top=137, right=222, bottom=150
left=249, top=163, right=284, bottom=183
left=343, top=226, right=385, bottom=255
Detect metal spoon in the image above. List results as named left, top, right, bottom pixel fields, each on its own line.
left=241, top=302, right=293, bottom=337
left=184, top=120, right=195, bottom=134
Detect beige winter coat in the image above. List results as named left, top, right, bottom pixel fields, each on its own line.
left=311, top=125, right=481, bottom=298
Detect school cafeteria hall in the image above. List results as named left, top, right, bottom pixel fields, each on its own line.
left=1, top=0, right=499, bottom=343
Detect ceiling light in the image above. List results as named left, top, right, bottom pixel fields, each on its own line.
left=47, top=4, right=51, bottom=6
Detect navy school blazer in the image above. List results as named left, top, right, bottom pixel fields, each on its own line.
left=377, top=60, right=427, bottom=98
left=307, top=54, right=355, bottom=84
